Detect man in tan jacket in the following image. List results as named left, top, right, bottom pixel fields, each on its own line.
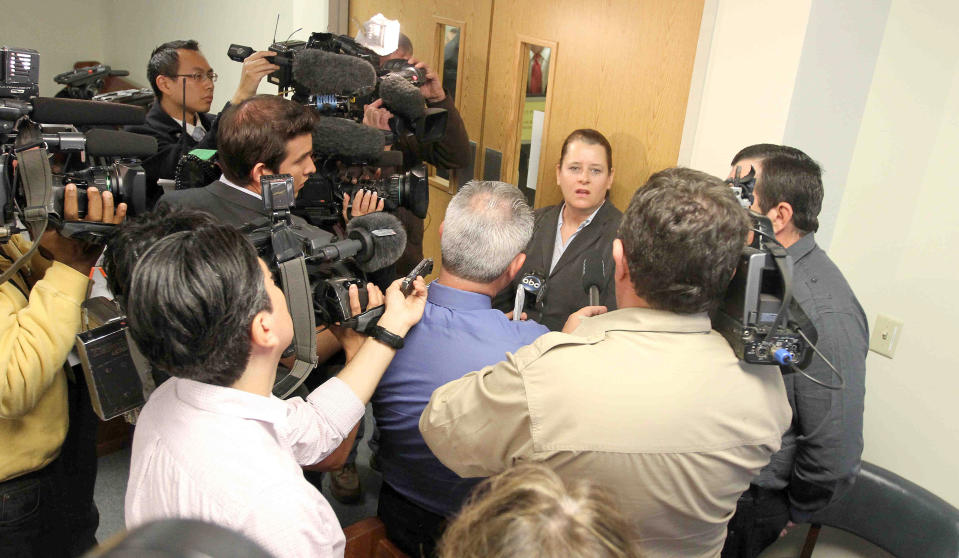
left=420, top=167, right=792, bottom=557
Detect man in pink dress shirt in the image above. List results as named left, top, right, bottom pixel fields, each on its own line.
left=122, top=223, right=426, bottom=558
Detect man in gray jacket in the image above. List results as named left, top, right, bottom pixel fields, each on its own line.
left=722, top=145, right=869, bottom=557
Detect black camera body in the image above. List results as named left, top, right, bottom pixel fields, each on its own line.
left=1, top=47, right=39, bottom=101
left=294, top=158, right=429, bottom=227
left=710, top=210, right=817, bottom=369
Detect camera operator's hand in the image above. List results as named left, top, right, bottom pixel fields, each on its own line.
left=39, top=184, right=127, bottom=275
left=561, top=305, right=608, bottom=334
left=341, top=190, right=385, bottom=222
left=362, top=98, right=394, bottom=132
left=231, top=51, right=280, bottom=105
left=406, top=57, right=445, bottom=103
left=329, top=283, right=385, bottom=362
left=377, top=277, right=427, bottom=338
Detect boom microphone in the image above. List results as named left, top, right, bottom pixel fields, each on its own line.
left=582, top=256, right=606, bottom=307
left=313, top=211, right=407, bottom=272
left=378, top=74, right=425, bottom=120
left=293, top=49, right=377, bottom=95
left=29, top=97, right=146, bottom=126
left=84, top=129, right=158, bottom=157
left=312, top=117, right=384, bottom=160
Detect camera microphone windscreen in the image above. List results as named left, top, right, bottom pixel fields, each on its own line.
left=378, top=74, right=425, bottom=121
left=346, top=211, right=407, bottom=272
left=312, top=117, right=385, bottom=161
left=293, top=49, right=377, bottom=95
left=29, top=97, right=146, bottom=126
left=84, top=129, right=158, bottom=158
left=582, top=256, right=606, bottom=307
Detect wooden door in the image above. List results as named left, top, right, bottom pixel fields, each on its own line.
left=349, top=1, right=493, bottom=279
left=481, top=1, right=705, bottom=210
left=348, top=0, right=705, bottom=269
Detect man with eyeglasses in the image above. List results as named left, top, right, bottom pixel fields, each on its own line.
left=127, top=40, right=278, bottom=205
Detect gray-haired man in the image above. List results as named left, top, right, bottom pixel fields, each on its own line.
left=370, top=180, right=551, bottom=557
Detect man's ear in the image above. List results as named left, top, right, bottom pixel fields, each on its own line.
left=504, top=252, right=527, bottom=283
left=156, top=75, right=176, bottom=99
left=248, top=163, right=274, bottom=193
left=438, top=221, right=444, bottom=238
left=612, top=238, right=629, bottom=283
left=249, top=310, right=280, bottom=352
left=769, top=201, right=794, bottom=235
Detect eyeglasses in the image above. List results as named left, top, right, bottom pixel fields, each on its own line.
left=172, top=71, right=218, bottom=83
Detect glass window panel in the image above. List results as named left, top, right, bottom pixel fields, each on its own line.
left=516, top=44, right=551, bottom=206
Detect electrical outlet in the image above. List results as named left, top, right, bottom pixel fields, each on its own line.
left=870, top=314, right=903, bottom=358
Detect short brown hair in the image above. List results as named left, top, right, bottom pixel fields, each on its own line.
left=559, top=129, right=613, bottom=170
left=217, top=95, right=319, bottom=184
left=439, top=464, right=640, bottom=558
left=618, top=167, right=749, bottom=314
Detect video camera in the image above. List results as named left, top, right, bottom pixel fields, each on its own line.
left=53, top=63, right=131, bottom=100
left=1, top=47, right=154, bottom=249
left=75, top=173, right=407, bottom=419
left=228, top=32, right=447, bottom=144
left=710, top=169, right=817, bottom=369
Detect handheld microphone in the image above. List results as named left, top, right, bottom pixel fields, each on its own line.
left=292, top=49, right=377, bottom=95
left=582, top=256, right=606, bottom=307
left=0, top=97, right=147, bottom=126
left=310, top=211, right=407, bottom=272
left=513, top=271, right=546, bottom=321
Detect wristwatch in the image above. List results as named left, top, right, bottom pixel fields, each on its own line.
left=367, top=324, right=404, bottom=349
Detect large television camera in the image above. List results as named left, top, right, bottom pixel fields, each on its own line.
left=76, top=173, right=407, bottom=420
left=1, top=48, right=153, bottom=249
left=228, top=32, right=447, bottom=144
left=710, top=169, right=817, bottom=369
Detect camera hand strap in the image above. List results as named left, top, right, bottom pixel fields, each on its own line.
left=272, top=255, right=318, bottom=399
left=13, top=120, right=53, bottom=238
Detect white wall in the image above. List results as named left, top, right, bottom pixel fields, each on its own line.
left=1, top=0, right=109, bottom=97
left=680, top=0, right=812, bottom=174
left=102, top=0, right=330, bottom=110
left=685, top=1, right=959, bottom=555
left=830, top=0, right=959, bottom=507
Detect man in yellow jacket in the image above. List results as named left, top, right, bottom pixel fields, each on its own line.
left=1, top=184, right=125, bottom=558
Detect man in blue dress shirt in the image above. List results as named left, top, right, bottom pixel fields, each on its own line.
left=371, top=180, right=551, bottom=557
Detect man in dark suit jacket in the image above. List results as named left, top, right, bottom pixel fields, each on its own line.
left=495, top=201, right=622, bottom=331
left=127, top=39, right=277, bottom=206
left=159, top=94, right=317, bottom=225
left=159, top=93, right=344, bottom=371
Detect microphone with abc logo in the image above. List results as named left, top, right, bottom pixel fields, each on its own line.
left=511, top=271, right=547, bottom=321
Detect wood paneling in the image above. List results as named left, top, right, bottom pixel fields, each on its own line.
left=480, top=0, right=705, bottom=211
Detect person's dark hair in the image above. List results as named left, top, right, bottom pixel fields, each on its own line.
left=755, top=154, right=824, bottom=234
left=147, top=40, right=200, bottom=100
left=729, top=143, right=815, bottom=167
left=126, top=224, right=272, bottom=387
left=103, top=205, right=220, bottom=308
left=618, top=167, right=749, bottom=314
left=217, top=94, right=319, bottom=184
left=559, top=129, right=613, bottom=170
left=397, top=33, right=414, bottom=56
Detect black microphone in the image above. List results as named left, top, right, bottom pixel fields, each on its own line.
left=293, top=50, right=377, bottom=95
left=513, top=270, right=546, bottom=321
left=84, top=129, right=158, bottom=157
left=310, top=211, right=407, bottom=272
left=40, top=128, right=157, bottom=158
left=312, top=117, right=384, bottom=161
left=31, top=97, right=146, bottom=126
left=0, top=97, right=146, bottom=126
left=582, top=256, right=606, bottom=307
left=378, top=74, right=425, bottom=121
